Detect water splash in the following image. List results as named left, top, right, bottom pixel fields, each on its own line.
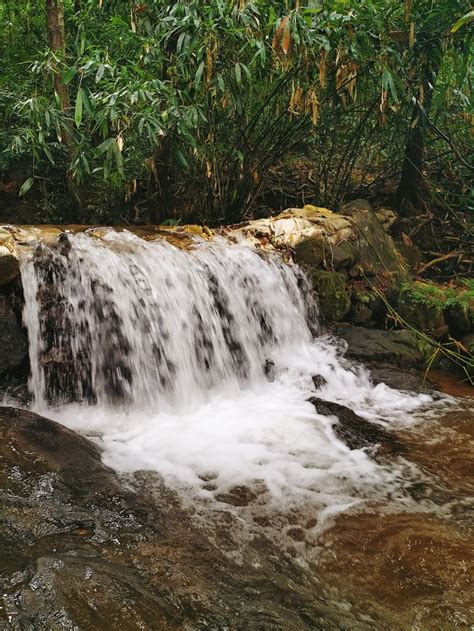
left=20, top=230, right=434, bottom=514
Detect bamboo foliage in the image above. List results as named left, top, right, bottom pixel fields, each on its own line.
left=0, top=0, right=471, bottom=222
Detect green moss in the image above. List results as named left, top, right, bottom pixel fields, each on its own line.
left=460, top=278, right=474, bottom=291
left=400, top=281, right=445, bottom=305
left=397, top=280, right=474, bottom=337
left=309, top=270, right=351, bottom=322
left=445, top=286, right=474, bottom=336
left=409, top=331, right=441, bottom=368
left=397, top=282, right=446, bottom=332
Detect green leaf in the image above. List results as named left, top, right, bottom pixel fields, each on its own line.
left=234, top=62, right=242, bottom=86
left=96, top=63, right=105, bottom=83
left=176, top=32, right=187, bottom=54
left=19, top=177, right=34, bottom=197
left=63, top=66, right=77, bottom=85
left=382, top=68, right=398, bottom=103
left=112, top=140, right=124, bottom=176
left=82, top=89, right=93, bottom=116
left=174, top=147, right=188, bottom=170
left=96, top=137, right=114, bottom=154
left=75, top=87, right=84, bottom=127
left=194, top=61, right=205, bottom=91
left=451, top=10, right=474, bottom=33
left=216, top=73, right=225, bottom=93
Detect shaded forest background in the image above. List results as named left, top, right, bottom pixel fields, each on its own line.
left=0, top=0, right=472, bottom=233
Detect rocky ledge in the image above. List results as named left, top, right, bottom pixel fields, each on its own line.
left=0, top=200, right=472, bottom=386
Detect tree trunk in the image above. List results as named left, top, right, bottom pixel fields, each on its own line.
left=46, top=0, right=80, bottom=204
left=395, top=45, right=442, bottom=216
left=147, top=137, right=174, bottom=224
left=46, top=0, right=71, bottom=116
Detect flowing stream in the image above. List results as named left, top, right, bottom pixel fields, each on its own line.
left=11, top=230, right=473, bottom=628
left=19, top=231, right=435, bottom=521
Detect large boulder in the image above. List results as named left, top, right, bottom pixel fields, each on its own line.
left=295, top=239, right=358, bottom=271
left=334, top=324, right=424, bottom=366
left=0, top=294, right=28, bottom=375
left=237, top=205, right=354, bottom=249
left=0, top=407, right=180, bottom=629
left=342, top=199, right=408, bottom=279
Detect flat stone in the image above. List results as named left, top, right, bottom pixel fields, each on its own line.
left=368, top=363, right=432, bottom=392
left=333, top=325, right=424, bottom=366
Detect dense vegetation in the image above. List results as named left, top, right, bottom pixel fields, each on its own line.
left=0, top=0, right=472, bottom=226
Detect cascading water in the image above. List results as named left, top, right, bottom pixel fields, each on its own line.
left=21, top=231, right=317, bottom=410
left=20, top=230, right=434, bottom=521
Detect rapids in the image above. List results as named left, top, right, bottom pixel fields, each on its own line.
left=20, top=231, right=438, bottom=522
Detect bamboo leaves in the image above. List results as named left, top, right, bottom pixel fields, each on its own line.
left=74, top=87, right=84, bottom=127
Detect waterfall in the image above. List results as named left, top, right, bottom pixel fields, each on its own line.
left=21, top=231, right=317, bottom=410
left=19, top=230, right=433, bottom=511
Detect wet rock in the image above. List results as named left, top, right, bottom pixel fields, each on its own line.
left=308, top=270, right=351, bottom=322
left=312, top=374, right=328, bottom=390
left=334, top=325, right=424, bottom=366
left=287, top=527, right=305, bottom=542
left=368, top=363, right=432, bottom=393
left=307, top=397, right=396, bottom=451
left=215, top=485, right=259, bottom=507
left=0, top=407, right=129, bottom=501
left=264, top=359, right=275, bottom=382
left=0, top=407, right=182, bottom=629
left=0, top=295, right=28, bottom=375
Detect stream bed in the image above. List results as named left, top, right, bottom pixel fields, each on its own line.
left=1, top=232, right=472, bottom=629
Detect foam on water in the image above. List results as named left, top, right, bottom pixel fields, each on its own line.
left=20, top=231, right=435, bottom=515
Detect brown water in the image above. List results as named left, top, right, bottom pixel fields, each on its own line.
left=1, top=382, right=472, bottom=630
left=315, top=403, right=473, bottom=629
left=125, top=387, right=473, bottom=630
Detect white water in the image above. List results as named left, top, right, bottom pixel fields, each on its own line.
left=20, top=231, right=435, bottom=516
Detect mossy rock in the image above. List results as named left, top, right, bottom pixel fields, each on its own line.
left=350, top=289, right=385, bottom=326
left=396, top=282, right=446, bottom=332
left=309, top=270, right=351, bottom=322
left=334, top=325, right=424, bottom=366
left=342, top=200, right=409, bottom=278
left=445, top=284, right=474, bottom=337
left=294, top=238, right=326, bottom=268
left=295, top=238, right=358, bottom=271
